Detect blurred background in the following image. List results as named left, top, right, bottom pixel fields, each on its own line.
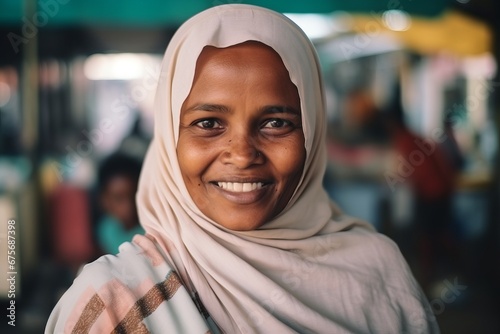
left=0, top=0, right=499, bottom=333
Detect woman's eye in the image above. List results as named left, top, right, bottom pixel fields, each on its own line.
left=263, top=119, right=290, bottom=128
left=194, top=119, right=222, bottom=129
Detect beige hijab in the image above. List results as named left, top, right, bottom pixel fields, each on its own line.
left=137, top=4, right=437, bottom=333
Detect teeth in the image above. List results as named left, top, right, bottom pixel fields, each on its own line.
left=217, top=182, right=264, bottom=192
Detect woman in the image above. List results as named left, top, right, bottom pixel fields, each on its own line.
left=46, top=4, right=438, bottom=333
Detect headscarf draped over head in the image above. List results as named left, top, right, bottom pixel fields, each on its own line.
left=137, top=4, right=437, bottom=333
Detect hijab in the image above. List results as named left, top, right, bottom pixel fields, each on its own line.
left=137, top=4, right=437, bottom=333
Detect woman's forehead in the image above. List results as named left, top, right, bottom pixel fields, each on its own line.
left=186, top=41, right=301, bottom=112
left=196, top=41, right=286, bottom=70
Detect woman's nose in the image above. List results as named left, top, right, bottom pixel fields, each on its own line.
left=220, top=132, right=263, bottom=168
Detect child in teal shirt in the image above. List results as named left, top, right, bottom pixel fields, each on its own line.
left=96, top=153, right=144, bottom=254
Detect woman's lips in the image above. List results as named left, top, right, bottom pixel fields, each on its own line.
left=217, top=182, right=264, bottom=192
left=210, top=181, right=271, bottom=204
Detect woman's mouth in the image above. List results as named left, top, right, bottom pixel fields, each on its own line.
left=216, top=182, right=264, bottom=192
left=210, top=180, right=271, bottom=204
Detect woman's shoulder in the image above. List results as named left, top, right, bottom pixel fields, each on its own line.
left=45, top=235, right=210, bottom=333
left=331, top=227, right=439, bottom=332
left=340, top=225, right=403, bottom=255
left=73, top=235, right=173, bottom=285
left=329, top=226, right=426, bottom=297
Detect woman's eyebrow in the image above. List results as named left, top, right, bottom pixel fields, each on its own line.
left=184, top=104, right=230, bottom=114
left=261, top=105, right=301, bottom=116
left=183, top=104, right=300, bottom=116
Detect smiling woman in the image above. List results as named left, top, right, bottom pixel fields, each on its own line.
left=46, top=4, right=439, bottom=334
left=177, top=42, right=306, bottom=231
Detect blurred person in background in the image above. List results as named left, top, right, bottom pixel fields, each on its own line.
left=96, top=152, right=144, bottom=254
left=342, top=88, right=391, bottom=146
left=385, top=102, right=463, bottom=292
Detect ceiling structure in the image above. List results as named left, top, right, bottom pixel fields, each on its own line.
left=0, top=0, right=452, bottom=27
left=0, top=0, right=497, bottom=62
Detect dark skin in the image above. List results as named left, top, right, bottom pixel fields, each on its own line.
left=177, top=41, right=306, bottom=231
left=100, top=174, right=139, bottom=230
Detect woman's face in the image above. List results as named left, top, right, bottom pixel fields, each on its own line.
left=177, top=42, right=305, bottom=231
